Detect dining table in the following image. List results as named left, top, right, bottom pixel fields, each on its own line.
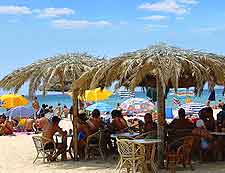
left=110, top=132, right=140, bottom=139
left=132, top=139, right=161, bottom=173
left=210, top=132, right=225, bottom=136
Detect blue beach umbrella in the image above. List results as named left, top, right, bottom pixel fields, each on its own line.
left=5, top=106, right=35, bottom=118
left=85, top=102, right=114, bottom=112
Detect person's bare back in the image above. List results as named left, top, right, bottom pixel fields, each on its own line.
left=25, top=118, right=34, bottom=132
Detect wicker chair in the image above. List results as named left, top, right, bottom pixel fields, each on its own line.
left=84, top=130, right=105, bottom=160
left=116, top=137, right=146, bottom=173
left=165, top=136, right=194, bottom=172
left=32, top=136, right=56, bottom=163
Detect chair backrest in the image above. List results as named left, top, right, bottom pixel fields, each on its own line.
left=32, top=136, right=44, bottom=152
left=116, top=138, right=144, bottom=158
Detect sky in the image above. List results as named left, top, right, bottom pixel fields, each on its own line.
left=0, top=0, right=225, bottom=95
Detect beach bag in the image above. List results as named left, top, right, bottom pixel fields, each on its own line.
left=192, top=128, right=213, bottom=139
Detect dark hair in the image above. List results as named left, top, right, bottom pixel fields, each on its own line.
left=178, top=108, right=186, bottom=119
left=64, top=105, right=67, bottom=108
left=52, top=116, right=61, bottom=124
left=42, top=104, right=46, bottom=108
left=49, top=106, right=53, bottom=109
left=58, top=103, right=61, bottom=106
left=222, top=105, right=225, bottom=111
left=111, top=109, right=122, bottom=118
left=92, top=109, right=100, bottom=118
left=145, top=113, right=152, bottom=119
left=0, top=114, right=6, bottom=120
left=78, top=113, right=87, bottom=121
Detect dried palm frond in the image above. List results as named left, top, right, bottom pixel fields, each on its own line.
left=72, top=44, right=225, bottom=95
left=0, top=53, right=105, bottom=97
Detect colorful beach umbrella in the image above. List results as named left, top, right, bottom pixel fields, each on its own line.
left=179, top=102, right=205, bottom=115
left=85, top=102, right=114, bottom=112
left=5, top=106, right=35, bottom=118
left=119, top=98, right=155, bottom=115
left=79, top=88, right=112, bottom=102
left=67, top=88, right=112, bottom=102
left=0, top=94, right=29, bottom=109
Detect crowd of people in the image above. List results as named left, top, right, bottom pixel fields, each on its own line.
left=2, top=95, right=225, bottom=162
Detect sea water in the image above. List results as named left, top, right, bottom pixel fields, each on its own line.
left=0, top=89, right=224, bottom=114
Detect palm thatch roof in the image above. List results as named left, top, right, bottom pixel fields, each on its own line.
left=73, top=44, right=225, bottom=95
left=0, top=53, right=104, bottom=97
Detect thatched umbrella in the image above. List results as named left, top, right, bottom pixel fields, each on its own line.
left=0, top=53, right=103, bottom=96
left=72, top=44, right=225, bottom=165
left=0, top=52, right=104, bottom=160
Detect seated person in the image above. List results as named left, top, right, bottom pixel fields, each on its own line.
left=143, top=113, right=157, bottom=132
left=42, top=116, right=67, bottom=161
left=217, top=105, right=225, bottom=131
left=86, top=109, right=102, bottom=135
left=24, top=118, right=35, bottom=132
left=169, top=108, right=194, bottom=130
left=168, top=108, right=194, bottom=140
left=110, top=110, right=128, bottom=133
left=35, top=116, right=48, bottom=132
left=0, top=115, right=14, bottom=135
left=199, top=107, right=215, bottom=132
left=194, top=118, right=213, bottom=161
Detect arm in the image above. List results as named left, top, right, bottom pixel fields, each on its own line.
left=57, top=126, right=66, bottom=137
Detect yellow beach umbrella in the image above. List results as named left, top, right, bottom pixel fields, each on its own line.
left=185, top=97, right=192, bottom=104
left=67, top=88, right=112, bottom=102
left=0, top=94, right=29, bottom=109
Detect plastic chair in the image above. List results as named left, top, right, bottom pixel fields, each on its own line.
left=116, top=137, right=146, bottom=173
left=32, top=136, right=56, bottom=163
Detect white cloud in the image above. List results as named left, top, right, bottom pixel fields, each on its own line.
left=144, top=24, right=168, bottom=31
left=52, top=19, right=112, bottom=29
left=0, top=5, right=32, bottom=15
left=138, top=15, right=168, bottom=21
left=37, top=8, right=75, bottom=18
left=138, top=0, right=187, bottom=15
left=179, top=0, right=199, bottom=5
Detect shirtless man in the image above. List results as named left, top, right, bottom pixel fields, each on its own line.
left=35, top=117, right=48, bottom=132
left=86, top=109, right=102, bottom=135
left=42, top=116, right=67, bottom=161
left=0, top=115, right=14, bottom=135
left=25, top=118, right=35, bottom=132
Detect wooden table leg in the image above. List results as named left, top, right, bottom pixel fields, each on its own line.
left=61, top=136, right=67, bottom=161
left=150, top=144, right=158, bottom=173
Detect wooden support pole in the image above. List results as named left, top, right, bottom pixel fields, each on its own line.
left=156, top=76, right=165, bottom=168
left=72, top=90, right=79, bottom=160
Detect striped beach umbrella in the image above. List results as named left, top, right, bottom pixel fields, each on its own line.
left=119, top=98, right=155, bottom=115
left=179, top=102, right=205, bottom=115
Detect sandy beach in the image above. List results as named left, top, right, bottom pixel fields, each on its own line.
left=1, top=118, right=225, bottom=173
left=1, top=133, right=225, bottom=173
